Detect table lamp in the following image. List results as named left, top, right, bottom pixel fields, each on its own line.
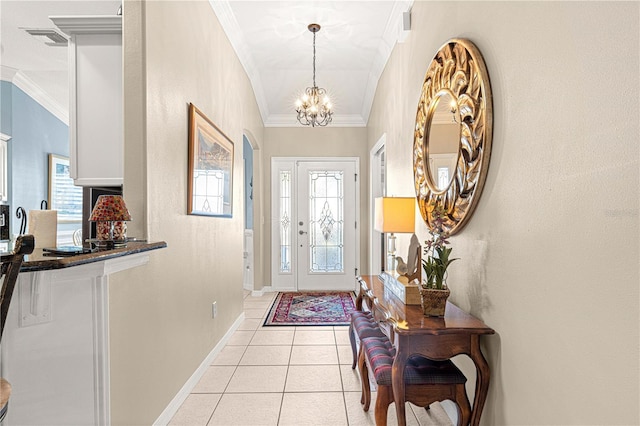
left=89, top=195, right=131, bottom=248
left=374, top=197, right=415, bottom=273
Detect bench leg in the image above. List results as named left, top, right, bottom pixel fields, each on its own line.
left=349, top=322, right=358, bottom=369
left=358, top=346, right=371, bottom=409
left=374, top=385, right=393, bottom=426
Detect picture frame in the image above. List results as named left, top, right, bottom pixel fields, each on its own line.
left=188, top=103, right=234, bottom=217
left=48, top=154, right=82, bottom=223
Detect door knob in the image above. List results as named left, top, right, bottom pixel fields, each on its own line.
left=299, top=230, right=307, bottom=235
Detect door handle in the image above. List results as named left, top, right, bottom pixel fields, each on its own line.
left=299, top=230, right=307, bottom=235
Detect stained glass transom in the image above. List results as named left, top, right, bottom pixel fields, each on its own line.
left=309, top=170, right=344, bottom=273
left=279, top=170, right=292, bottom=273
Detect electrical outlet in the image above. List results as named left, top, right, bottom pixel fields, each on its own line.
left=212, top=301, right=217, bottom=319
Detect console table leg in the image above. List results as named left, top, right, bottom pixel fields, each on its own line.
left=469, top=335, right=491, bottom=426
left=392, top=348, right=408, bottom=426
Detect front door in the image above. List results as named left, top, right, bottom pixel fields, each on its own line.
left=271, top=158, right=358, bottom=291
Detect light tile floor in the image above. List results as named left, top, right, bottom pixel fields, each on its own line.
left=169, top=291, right=455, bottom=426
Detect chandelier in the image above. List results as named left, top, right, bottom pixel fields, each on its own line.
left=295, top=23, right=333, bottom=127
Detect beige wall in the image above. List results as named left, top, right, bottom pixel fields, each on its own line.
left=369, top=1, right=639, bottom=424
left=111, top=1, right=264, bottom=424
left=107, top=0, right=638, bottom=423
left=262, top=127, right=369, bottom=286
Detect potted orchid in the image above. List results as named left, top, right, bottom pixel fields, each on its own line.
left=420, top=204, right=458, bottom=316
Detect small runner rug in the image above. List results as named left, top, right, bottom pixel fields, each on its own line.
left=263, top=291, right=357, bottom=326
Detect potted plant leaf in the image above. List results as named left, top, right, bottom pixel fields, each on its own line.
left=420, top=204, right=458, bottom=316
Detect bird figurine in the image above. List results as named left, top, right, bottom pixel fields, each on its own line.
left=395, top=256, right=408, bottom=276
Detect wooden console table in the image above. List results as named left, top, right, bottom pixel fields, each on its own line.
left=356, top=275, right=495, bottom=426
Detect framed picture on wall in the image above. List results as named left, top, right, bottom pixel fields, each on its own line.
left=187, top=103, right=234, bottom=217
left=48, top=154, right=82, bottom=223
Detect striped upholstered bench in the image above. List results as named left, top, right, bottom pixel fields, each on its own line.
left=348, top=311, right=387, bottom=369
left=358, top=335, right=471, bottom=426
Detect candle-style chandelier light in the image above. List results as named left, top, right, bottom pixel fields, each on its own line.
left=295, top=23, right=333, bottom=127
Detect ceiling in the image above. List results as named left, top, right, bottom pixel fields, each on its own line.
left=1, top=0, right=413, bottom=127
left=0, top=1, right=121, bottom=123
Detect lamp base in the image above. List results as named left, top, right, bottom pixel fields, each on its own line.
left=95, top=221, right=128, bottom=249
left=386, top=232, right=397, bottom=274
left=94, top=239, right=127, bottom=250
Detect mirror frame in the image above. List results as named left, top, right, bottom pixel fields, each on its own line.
left=413, top=38, right=493, bottom=235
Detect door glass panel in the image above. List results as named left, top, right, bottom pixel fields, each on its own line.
left=308, top=171, right=344, bottom=273
left=279, top=170, right=291, bottom=273
left=437, top=167, right=450, bottom=189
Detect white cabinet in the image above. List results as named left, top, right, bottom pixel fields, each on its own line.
left=51, top=16, right=123, bottom=187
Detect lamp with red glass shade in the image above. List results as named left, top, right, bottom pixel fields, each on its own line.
left=89, top=195, right=132, bottom=248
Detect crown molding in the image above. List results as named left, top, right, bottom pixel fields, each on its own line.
left=265, top=114, right=366, bottom=128
left=208, top=1, right=270, bottom=125
left=50, top=15, right=122, bottom=35
left=0, top=66, right=18, bottom=82
left=209, top=0, right=412, bottom=128
left=360, top=0, right=413, bottom=123
left=1, top=67, right=69, bottom=125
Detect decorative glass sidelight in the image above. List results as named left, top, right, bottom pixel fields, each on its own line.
left=279, top=171, right=292, bottom=273
left=308, top=170, right=344, bottom=272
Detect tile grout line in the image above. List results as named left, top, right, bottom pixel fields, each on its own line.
left=334, top=326, right=353, bottom=426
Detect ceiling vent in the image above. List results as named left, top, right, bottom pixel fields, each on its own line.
left=23, top=28, right=68, bottom=46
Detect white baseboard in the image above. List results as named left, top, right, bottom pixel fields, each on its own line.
left=250, top=286, right=273, bottom=297
left=153, top=312, right=246, bottom=426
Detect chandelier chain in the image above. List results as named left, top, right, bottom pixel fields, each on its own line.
left=312, top=30, right=316, bottom=88
left=294, top=23, right=333, bottom=127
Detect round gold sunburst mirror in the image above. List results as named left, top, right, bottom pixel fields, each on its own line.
left=413, top=38, right=493, bottom=235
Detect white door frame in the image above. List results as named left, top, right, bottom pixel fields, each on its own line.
left=369, top=135, right=386, bottom=275
left=271, top=157, right=360, bottom=291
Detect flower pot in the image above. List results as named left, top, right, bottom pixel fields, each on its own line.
left=419, top=287, right=450, bottom=317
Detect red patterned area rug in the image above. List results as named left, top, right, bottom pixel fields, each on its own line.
left=264, top=291, right=357, bottom=326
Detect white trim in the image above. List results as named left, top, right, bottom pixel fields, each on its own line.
left=271, top=157, right=360, bottom=291
left=104, top=252, right=150, bottom=275
left=265, top=114, right=366, bottom=128
left=369, top=135, right=386, bottom=275
left=0, top=139, right=7, bottom=202
left=251, top=286, right=273, bottom=297
left=153, top=312, right=246, bottom=426
left=360, top=0, right=413, bottom=123
left=207, top=1, right=270, bottom=125
left=271, top=159, right=296, bottom=291
left=243, top=229, right=254, bottom=291
left=0, top=65, right=18, bottom=82
left=72, top=177, right=124, bottom=187
left=93, top=274, right=111, bottom=425
left=5, top=71, right=69, bottom=124
left=48, top=253, right=149, bottom=282
left=208, top=1, right=412, bottom=127
left=50, top=15, right=122, bottom=35
left=68, top=29, right=78, bottom=180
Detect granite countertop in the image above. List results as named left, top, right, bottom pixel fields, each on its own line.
left=20, top=241, right=167, bottom=272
